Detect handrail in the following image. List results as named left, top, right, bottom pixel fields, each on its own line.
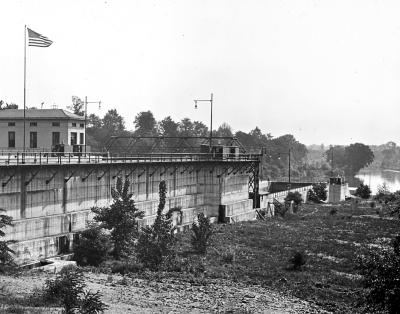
left=0, top=151, right=261, bottom=166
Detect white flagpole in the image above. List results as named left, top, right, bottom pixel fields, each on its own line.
left=23, top=25, right=27, bottom=154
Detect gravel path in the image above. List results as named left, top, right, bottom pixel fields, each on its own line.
left=0, top=271, right=328, bottom=313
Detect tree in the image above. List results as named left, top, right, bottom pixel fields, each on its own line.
left=355, top=183, right=371, bottom=199
left=191, top=213, right=213, bottom=254
left=178, top=118, right=194, bottom=136
left=136, top=181, right=178, bottom=270
left=0, top=209, right=16, bottom=271
left=216, top=123, right=233, bottom=137
left=307, top=183, right=327, bottom=203
left=73, top=222, right=111, bottom=266
left=92, top=178, right=143, bottom=259
left=344, top=143, right=374, bottom=175
left=67, top=96, right=84, bottom=116
left=193, top=121, right=209, bottom=137
left=158, top=116, right=179, bottom=137
left=134, top=111, right=157, bottom=136
left=87, top=113, right=102, bottom=129
left=102, top=109, right=125, bottom=135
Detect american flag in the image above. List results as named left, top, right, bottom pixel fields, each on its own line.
left=27, top=28, right=53, bottom=47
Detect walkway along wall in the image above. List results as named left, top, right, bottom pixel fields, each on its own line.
left=0, top=157, right=259, bottom=265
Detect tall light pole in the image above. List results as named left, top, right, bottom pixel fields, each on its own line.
left=81, top=96, right=101, bottom=154
left=194, top=93, right=213, bottom=149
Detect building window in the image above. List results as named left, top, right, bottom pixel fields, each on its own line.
left=8, top=132, right=15, bottom=148
left=70, top=132, right=77, bottom=145
left=72, top=123, right=77, bottom=127
left=79, top=133, right=84, bottom=145
left=80, top=123, right=84, bottom=128
left=8, top=122, right=15, bottom=127
left=30, top=122, right=37, bottom=127
left=52, top=132, right=60, bottom=146
left=52, top=122, right=60, bottom=127
left=30, top=132, right=37, bottom=148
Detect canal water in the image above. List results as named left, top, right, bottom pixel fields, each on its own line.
left=355, top=169, right=400, bottom=194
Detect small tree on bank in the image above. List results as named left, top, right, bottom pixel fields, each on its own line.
left=136, top=181, right=178, bottom=270
left=0, top=209, right=16, bottom=271
left=191, top=213, right=213, bottom=254
left=92, top=177, right=143, bottom=259
left=307, top=182, right=327, bottom=203
left=355, top=183, right=371, bottom=199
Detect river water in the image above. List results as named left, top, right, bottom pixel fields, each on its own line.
left=355, top=169, right=400, bottom=194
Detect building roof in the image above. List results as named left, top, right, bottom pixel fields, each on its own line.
left=0, top=109, right=85, bottom=121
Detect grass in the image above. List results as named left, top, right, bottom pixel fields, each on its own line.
left=173, top=200, right=400, bottom=313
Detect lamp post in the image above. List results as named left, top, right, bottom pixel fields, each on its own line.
left=194, top=93, right=213, bottom=149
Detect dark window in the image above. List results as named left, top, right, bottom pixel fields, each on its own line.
left=8, top=122, right=15, bottom=127
left=30, top=132, right=37, bottom=148
left=52, top=122, right=60, bottom=127
left=30, top=122, right=37, bottom=127
left=52, top=132, right=60, bottom=146
left=72, top=123, right=76, bottom=127
left=70, top=132, right=77, bottom=145
left=80, top=123, right=84, bottom=128
left=79, top=133, right=84, bottom=145
left=8, top=132, right=15, bottom=148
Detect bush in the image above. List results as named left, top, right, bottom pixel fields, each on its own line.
left=43, top=265, right=108, bottom=314
left=356, top=235, right=400, bottom=314
left=307, top=183, right=327, bottom=203
left=191, top=213, right=213, bottom=254
left=355, top=183, right=371, bottom=199
left=289, top=251, right=306, bottom=270
left=136, top=181, right=177, bottom=270
left=92, top=177, right=144, bottom=259
left=284, top=192, right=303, bottom=212
left=111, top=260, right=142, bottom=274
left=73, top=223, right=111, bottom=267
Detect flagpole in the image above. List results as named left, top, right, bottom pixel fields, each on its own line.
left=23, top=25, right=26, bottom=154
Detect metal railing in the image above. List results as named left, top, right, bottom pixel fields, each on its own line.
left=0, top=151, right=261, bottom=166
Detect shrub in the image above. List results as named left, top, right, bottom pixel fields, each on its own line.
left=111, top=260, right=142, bottom=274
left=43, top=265, right=108, bottom=314
left=355, top=183, right=371, bottom=199
left=289, top=251, right=306, bottom=270
left=191, top=213, right=213, bottom=254
left=356, top=235, right=400, bottom=314
left=307, top=183, right=327, bottom=203
left=284, top=192, right=303, bottom=212
left=136, top=181, right=177, bottom=270
left=92, top=177, right=144, bottom=259
left=0, top=209, right=16, bottom=272
left=73, top=222, right=111, bottom=266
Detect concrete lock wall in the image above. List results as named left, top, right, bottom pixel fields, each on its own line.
left=0, top=162, right=255, bottom=265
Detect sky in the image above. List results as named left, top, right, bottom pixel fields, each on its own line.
left=1, top=0, right=400, bottom=146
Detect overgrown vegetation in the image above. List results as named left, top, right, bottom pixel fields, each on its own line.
left=356, top=235, right=400, bottom=314
left=136, top=181, right=178, bottom=270
left=284, top=191, right=303, bottom=212
left=0, top=209, right=16, bottom=272
left=191, top=213, right=213, bottom=254
left=92, top=177, right=144, bottom=259
left=43, top=265, right=108, bottom=313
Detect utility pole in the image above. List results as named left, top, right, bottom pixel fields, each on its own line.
left=194, top=93, right=213, bottom=149
left=83, top=96, right=101, bottom=154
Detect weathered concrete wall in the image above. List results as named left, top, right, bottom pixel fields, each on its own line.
left=0, top=162, right=255, bottom=265
left=328, top=183, right=348, bottom=203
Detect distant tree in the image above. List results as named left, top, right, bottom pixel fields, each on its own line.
left=355, top=183, right=372, bottom=199
left=178, top=118, right=194, bottom=136
left=325, top=145, right=347, bottom=172
left=102, top=109, right=125, bottom=135
left=134, top=111, right=157, bottom=136
left=344, top=143, right=374, bottom=175
left=158, top=116, right=179, bottom=137
left=216, top=123, right=233, bottom=137
left=87, top=113, right=102, bottom=129
left=67, top=96, right=84, bottom=116
left=0, top=100, right=18, bottom=110
left=92, top=178, right=143, bottom=259
left=193, top=121, right=208, bottom=137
